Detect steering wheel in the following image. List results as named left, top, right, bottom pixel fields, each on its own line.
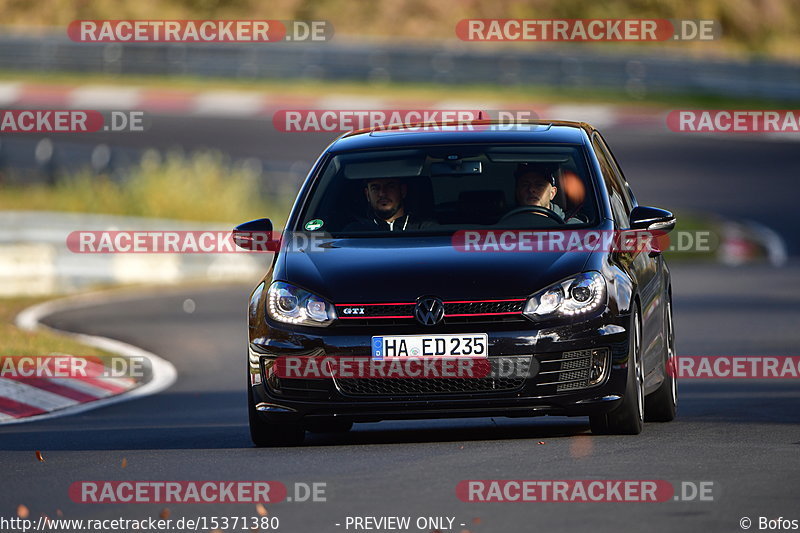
left=499, top=205, right=565, bottom=225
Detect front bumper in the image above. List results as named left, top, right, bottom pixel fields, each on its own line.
left=248, top=310, right=632, bottom=423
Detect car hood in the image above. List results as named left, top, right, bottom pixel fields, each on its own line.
left=279, top=236, right=593, bottom=302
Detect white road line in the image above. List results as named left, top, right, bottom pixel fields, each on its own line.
left=9, top=291, right=177, bottom=425
left=68, top=86, right=142, bottom=110
left=0, top=82, right=21, bottom=106
left=193, top=91, right=266, bottom=116
left=431, top=100, right=502, bottom=113
left=744, top=220, right=789, bottom=267
left=545, top=105, right=617, bottom=128
left=317, top=96, right=388, bottom=110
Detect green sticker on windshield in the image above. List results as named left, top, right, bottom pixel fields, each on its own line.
left=305, top=219, right=324, bottom=231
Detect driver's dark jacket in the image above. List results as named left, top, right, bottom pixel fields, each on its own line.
left=344, top=212, right=435, bottom=232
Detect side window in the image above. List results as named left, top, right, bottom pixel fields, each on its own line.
left=595, top=134, right=636, bottom=210
left=592, top=136, right=629, bottom=229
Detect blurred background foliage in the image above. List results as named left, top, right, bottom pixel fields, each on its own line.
left=2, top=0, right=800, bottom=59
left=0, top=151, right=290, bottom=224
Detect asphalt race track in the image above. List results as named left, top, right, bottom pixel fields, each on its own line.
left=2, top=117, right=799, bottom=532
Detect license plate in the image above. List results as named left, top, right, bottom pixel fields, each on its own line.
left=371, top=334, right=488, bottom=359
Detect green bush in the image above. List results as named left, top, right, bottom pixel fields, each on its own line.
left=0, top=150, right=293, bottom=224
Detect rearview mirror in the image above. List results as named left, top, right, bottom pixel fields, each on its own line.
left=232, top=218, right=274, bottom=251
left=430, top=160, right=482, bottom=176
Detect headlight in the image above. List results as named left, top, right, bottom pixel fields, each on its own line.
left=523, top=272, right=606, bottom=320
left=266, top=281, right=337, bottom=326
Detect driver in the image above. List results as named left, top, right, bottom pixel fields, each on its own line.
left=344, top=178, right=434, bottom=231
left=513, top=163, right=580, bottom=223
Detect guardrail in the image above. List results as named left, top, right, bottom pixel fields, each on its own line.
left=0, top=211, right=266, bottom=296
left=1, top=32, right=799, bottom=101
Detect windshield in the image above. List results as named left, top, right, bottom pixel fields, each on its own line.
left=296, top=144, right=599, bottom=235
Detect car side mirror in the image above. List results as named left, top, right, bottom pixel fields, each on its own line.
left=629, top=206, right=676, bottom=233
left=232, top=218, right=274, bottom=250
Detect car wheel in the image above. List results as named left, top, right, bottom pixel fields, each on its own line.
left=645, top=297, right=678, bottom=422
left=247, top=386, right=305, bottom=447
left=590, top=308, right=644, bottom=435
left=305, top=418, right=354, bottom=434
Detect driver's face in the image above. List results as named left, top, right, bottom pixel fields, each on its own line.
left=365, top=179, right=406, bottom=220
left=515, top=172, right=556, bottom=208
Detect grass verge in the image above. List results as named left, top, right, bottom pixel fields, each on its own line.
left=0, top=297, right=110, bottom=358
left=4, top=70, right=800, bottom=109
left=0, top=150, right=291, bottom=224
left=661, top=213, right=721, bottom=262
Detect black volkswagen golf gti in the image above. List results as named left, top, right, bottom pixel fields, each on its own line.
left=234, top=120, right=677, bottom=445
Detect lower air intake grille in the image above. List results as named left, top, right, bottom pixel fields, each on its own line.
left=334, top=376, right=525, bottom=396
left=332, top=357, right=530, bottom=396
left=537, top=349, right=608, bottom=392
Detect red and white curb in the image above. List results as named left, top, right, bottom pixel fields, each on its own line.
left=0, top=81, right=663, bottom=128
left=718, top=219, right=788, bottom=267
left=0, top=354, right=137, bottom=423
left=4, top=82, right=800, bottom=142
left=4, top=291, right=177, bottom=425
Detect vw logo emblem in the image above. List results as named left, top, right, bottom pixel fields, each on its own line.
left=414, top=297, right=444, bottom=326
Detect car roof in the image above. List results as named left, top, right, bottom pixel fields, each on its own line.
left=327, top=120, right=596, bottom=152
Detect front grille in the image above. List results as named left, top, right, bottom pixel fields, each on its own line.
left=334, top=376, right=525, bottom=396
left=335, top=298, right=525, bottom=325
left=336, top=303, right=414, bottom=320
left=333, top=356, right=530, bottom=397
left=442, top=314, right=526, bottom=324
left=444, top=300, right=525, bottom=316
left=560, top=357, right=589, bottom=371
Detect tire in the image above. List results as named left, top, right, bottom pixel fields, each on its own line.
left=305, top=418, right=354, bottom=434
left=645, top=297, right=678, bottom=422
left=590, top=308, right=644, bottom=435
left=247, top=387, right=305, bottom=447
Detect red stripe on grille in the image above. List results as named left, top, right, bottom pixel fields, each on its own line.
left=443, top=299, right=526, bottom=304
left=446, top=311, right=522, bottom=317
left=339, top=315, right=413, bottom=319
left=336, top=302, right=414, bottom=307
